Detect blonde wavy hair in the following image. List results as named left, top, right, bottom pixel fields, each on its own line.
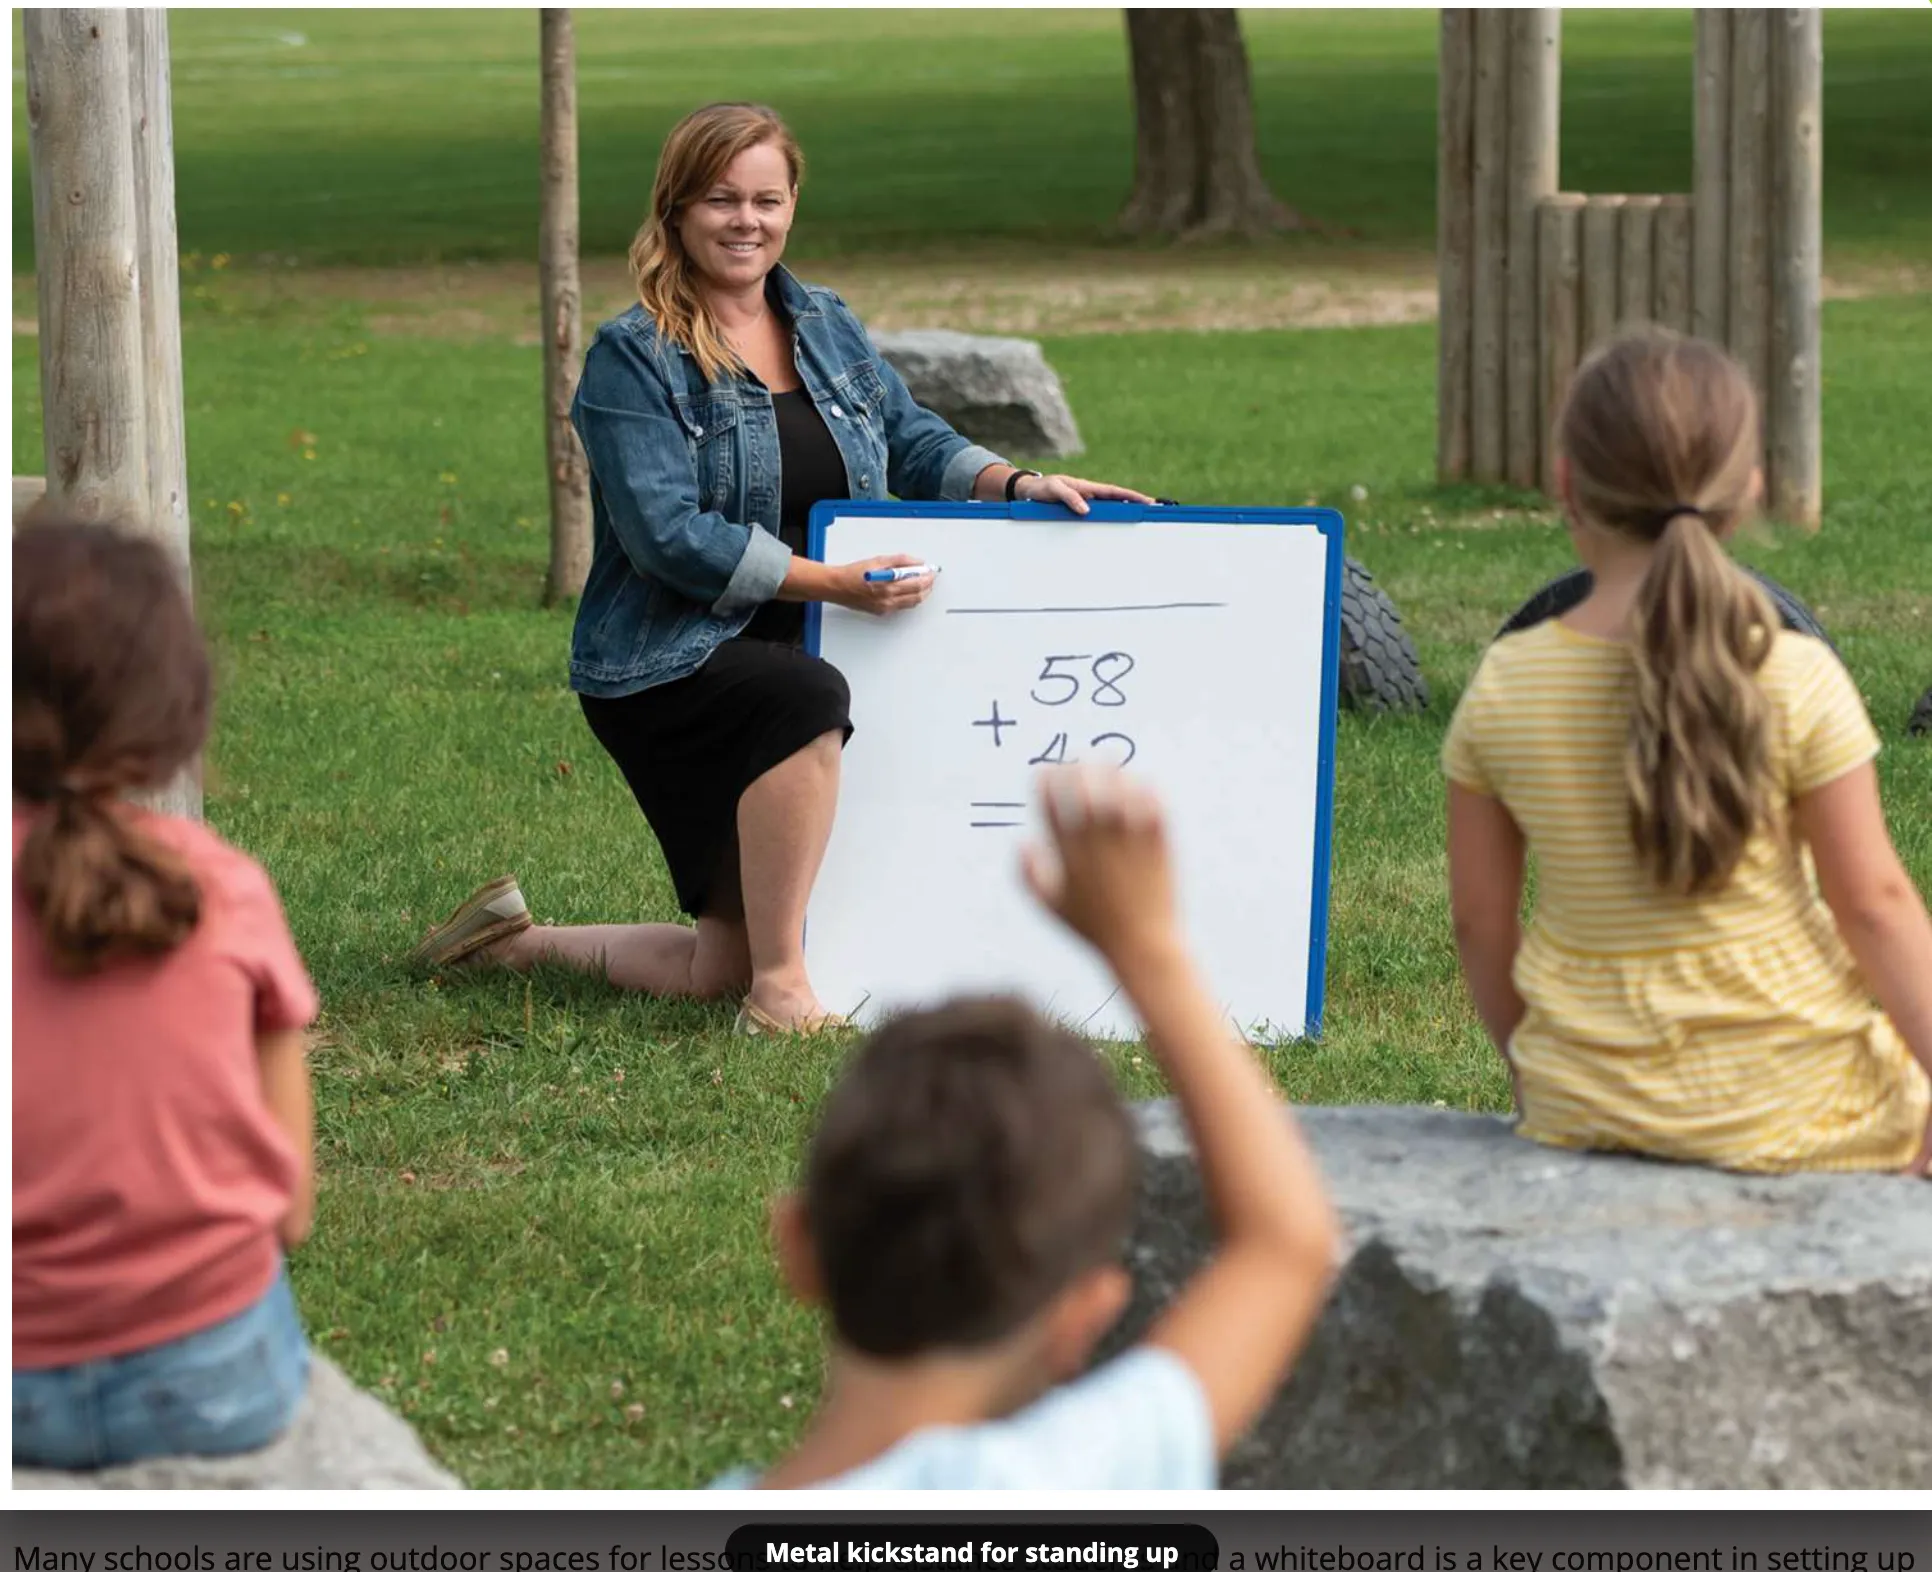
left=629, top=103, right=804, bottom=386
left=1556, top=329, right=1776, bottom=897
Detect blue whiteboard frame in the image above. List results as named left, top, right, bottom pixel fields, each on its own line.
left=806, top=499, right=1344, bottom=1041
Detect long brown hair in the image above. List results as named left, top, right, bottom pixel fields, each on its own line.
left=628, top=102, right=804, bottom=385
left=14, top=518, right=212, bottom=973
left=1556, top=329, right=1775, bottom=897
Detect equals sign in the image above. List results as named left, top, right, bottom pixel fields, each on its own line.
left=970, top=801, right=1025, bottom=828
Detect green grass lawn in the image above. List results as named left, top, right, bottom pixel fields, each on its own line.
left=12, top=292, right=1931, bottom=1487
left=13, top=9, right=1932, bottom=268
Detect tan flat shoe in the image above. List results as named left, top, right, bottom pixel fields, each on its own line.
left=408, top=875, right=532, bottom=972
left=733, top=1000, right=853, bottom=1038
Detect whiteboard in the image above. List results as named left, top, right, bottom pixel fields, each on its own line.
left=803, top=502, right=1341, bottom=1041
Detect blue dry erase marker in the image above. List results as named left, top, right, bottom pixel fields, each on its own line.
left=863, top=564, right=940, bottom=583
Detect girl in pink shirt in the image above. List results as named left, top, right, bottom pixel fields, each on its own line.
left=13, top=519, right=320, bottom=1469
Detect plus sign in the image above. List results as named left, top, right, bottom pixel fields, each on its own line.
left=973, top=700, right=1017, bottom=749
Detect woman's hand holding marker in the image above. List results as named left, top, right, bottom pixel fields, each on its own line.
left=834, top=555, right=938, bottom=617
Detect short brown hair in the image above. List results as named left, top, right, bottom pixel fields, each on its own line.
left=14, top=518, right=212, bottom=972
left=804, top=997, right=1140, bottom=1359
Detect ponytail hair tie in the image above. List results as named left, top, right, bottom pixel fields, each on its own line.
left=49, top=777, right=107, bottom=807
left=1658, top=504, right=1706, bottom=528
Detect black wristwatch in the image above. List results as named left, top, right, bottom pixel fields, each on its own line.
left=1005, top=468, right=1042, bottom=503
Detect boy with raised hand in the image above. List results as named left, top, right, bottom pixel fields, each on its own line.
left=718, top=766, right=1339, bottom=1489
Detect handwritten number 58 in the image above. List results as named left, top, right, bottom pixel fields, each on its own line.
left=1030, top=652, right=1136, bottom=708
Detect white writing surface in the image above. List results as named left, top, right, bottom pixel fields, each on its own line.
left=806, top=507, right=1335, bottom=1040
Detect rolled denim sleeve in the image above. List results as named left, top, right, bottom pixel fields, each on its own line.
left=827, top=295, right=1006, bottom=501
left=572, top=329, right=791, bottom=617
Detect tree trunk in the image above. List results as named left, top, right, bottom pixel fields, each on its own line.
left=27, top=9, right=200, bottom=821
left=128, top=7, right=201, bottom=820
left=1118, top=9, right=1306, bottom=239
left=539, top=8, right=590, bottom=606
left=1119, top=11, right=1199, bottom=236
left=25, top=10, right=149, bottom=526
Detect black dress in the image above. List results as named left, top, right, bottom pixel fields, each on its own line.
left=578, top=388, right=854, bottom=919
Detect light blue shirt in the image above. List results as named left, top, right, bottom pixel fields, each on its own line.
left=711, top=1347, right=1214, bottom=1490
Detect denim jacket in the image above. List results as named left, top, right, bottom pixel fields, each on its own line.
left=568, top=266, right=1006, bottom=697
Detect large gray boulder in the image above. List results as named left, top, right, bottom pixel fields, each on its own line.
left=872, top=329, right=1083, bottom=458
left=12, top=1352, right=461, bottom=1490
left=1113, top=1103, right=1932, bottom=1489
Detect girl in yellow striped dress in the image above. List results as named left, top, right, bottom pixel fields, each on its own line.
left=1442, top=330, right=1932, bottom=1175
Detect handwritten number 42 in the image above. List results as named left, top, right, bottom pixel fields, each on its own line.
left=1029, top=730, right=1136, bottom=767
left=1030, top=652, right=1135, bottom=708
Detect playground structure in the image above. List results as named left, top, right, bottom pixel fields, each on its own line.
left=1436, top=9, right=1822, bottom=526
left=25, top=10, right=1915, bottom=737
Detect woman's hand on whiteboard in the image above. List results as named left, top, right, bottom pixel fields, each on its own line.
left=830, top=555, right=939, bottom=617
left=1022, top=766, right=1180, bottom=968
left=1013, top=473, right=1157, bottom=516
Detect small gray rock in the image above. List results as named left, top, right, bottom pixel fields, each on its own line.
left=11, top=1353, right=461, bottom=1490
left=1108, top=1103, right=1932, bottom=1488
left=872, top=329, right=1083, bottom=458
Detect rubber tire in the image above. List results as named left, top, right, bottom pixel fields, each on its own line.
left=1909, top=687, right=1932, bottom=737
left=1340, top=555, right=1430, bottom=713
left=1495, top=564, right=1836, bottom=653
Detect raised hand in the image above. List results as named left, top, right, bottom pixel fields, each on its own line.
left=1021, top=765, right=1179, bottom=967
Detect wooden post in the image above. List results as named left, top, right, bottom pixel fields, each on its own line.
left=1537, top=195, right=1585, bottom=495
left=128, top=9, right=188, bottom=576
left=539, top=8, right=591, bottom=605
left=1654, top=194, right=1694, bottom=335
left=1469, top=10, right=1510, bottom=483
left=1727, top=9, right=1772, bottom=401
left=1504, top=9, right=1560, bottom=490
left=27, top=10, right=199, bottom=821
left=24, top=10, right=149, bottom=526
left=1581, top=195, right=1625, bottom=357
left=1437, top=9, right=1476, bottom=484
left=1618, top=194, right=1662, bottom=327
left=1769, top=8, right=1822, bottom=527
left=1692, top=10, right=1731, bottom=345
left=127, top=8, right=199, bottom=820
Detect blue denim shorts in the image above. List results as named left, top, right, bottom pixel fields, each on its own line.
left=13, top=1265, right=311, bottom=1470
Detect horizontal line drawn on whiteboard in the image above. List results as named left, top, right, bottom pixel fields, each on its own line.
left=944, top=602, right=1229, bottom=616
left=969, top=801, right=1026, bottom=809
left=969, top=821, right=1024, bottom=829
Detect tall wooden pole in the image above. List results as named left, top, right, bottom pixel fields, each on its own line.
left=539, top=8, right=590, bottom=606
left=25, top=10, right=150, bottom=527
left=128, top=8, right=200, bottom=819
left=1692, top=11, right=1732, bottom=347
left=1769, top=8, right=1822, bottom=527
left=1503, top=9, right=1559, bottom=491
left=129, top=8, right=190, bottom=578
left=1727, top=10, right=1773, bottom=404
left=1468, top=10, right=1510, bottom=484
left=1436, top=9, right=1476, bottom=484
left=27, top=9, right=199, bottom=821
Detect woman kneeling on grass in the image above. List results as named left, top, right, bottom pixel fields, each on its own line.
left=13, top=520, right=321, bottom=1468
left=410, top=101, right=1149, bottom=1034
left=1444, top=330, right=1932, bottom=1175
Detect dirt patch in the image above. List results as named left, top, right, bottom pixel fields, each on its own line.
left=14, top=250, right=1929, bottom=342
left=270, top=248, right=1447, bottom=342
